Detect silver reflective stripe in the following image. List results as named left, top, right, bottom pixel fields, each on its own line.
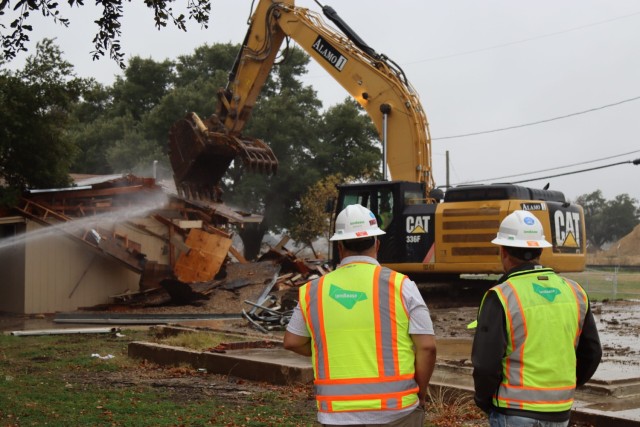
left=563, top=278, right=588, bottom=340
left=498, top=274, right=584, bottom=407
left=500, top=386, right=575, bottom=403
left=320, top=401, right=329, bottom=411
left=315, top=378, right=418, bottom=397
left=378, top=267, right=395, bottom=377
left=387, top=398, right=399, bottom=409
left=499, top=283, right=526, bottom=386
left=308, top=277, right=326, bottom=379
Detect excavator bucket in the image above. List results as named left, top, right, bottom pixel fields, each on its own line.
left=169, top=112, right=278, bottom=201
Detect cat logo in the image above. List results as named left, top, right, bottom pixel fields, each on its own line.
left=406, top=216, right=430, bottom=234
left=554, top=210, right=581, bottom=247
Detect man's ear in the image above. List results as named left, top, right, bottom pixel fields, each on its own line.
left=375, top=237, right=381, bottom=252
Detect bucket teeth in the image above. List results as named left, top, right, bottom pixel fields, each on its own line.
left=169, top=113, right=278, bottom=201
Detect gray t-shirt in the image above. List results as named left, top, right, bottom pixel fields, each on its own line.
left=285, top=256, right=434, bottom=425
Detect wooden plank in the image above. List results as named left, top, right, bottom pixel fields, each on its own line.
left=273, top=235, right=290, bottom=251
left=228, top=245, right=248, bottom=264
left=173, top=229, right=232, bottom=283
left=172, top=219, right=203, bottom=229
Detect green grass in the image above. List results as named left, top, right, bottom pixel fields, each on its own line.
left=564, top=269, right=640, bottom=301
left=0, top=328, right=483, bottom=426
left=0, top=329, right=317, bottom=426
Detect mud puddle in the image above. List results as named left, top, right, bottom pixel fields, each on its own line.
left=592, top=300, right=640, bottom=382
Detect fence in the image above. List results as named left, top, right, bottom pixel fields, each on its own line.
left=564, top=267, right=640, bottom=301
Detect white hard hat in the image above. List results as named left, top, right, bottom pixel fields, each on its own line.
left=330, top=204, right=386, bottom=241
left=491, top=210, right=552, bottom=248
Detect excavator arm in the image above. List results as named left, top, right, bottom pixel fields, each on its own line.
left=169, top=0, right=434, bottom=200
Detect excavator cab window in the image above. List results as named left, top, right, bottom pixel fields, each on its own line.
left=403, top=189, right=424, bottom=206
left=337, top=187, right=394, bottom=231
left=342, top=192, right=371, bottom=210
left=378, top=190, right=394, bottom=230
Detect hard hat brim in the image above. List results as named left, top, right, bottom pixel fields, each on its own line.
left=330, top=228, right=386, bottom=241
left=491, top=236, right=552, bottom=248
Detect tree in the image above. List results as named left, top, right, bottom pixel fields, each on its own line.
left=67, top=43, right=239, bottom=175
left=576, top=190, right=639, bottom=251
left=0, top=39, right=85, bottom=202
left=313, top=98, right=381, bottom=179
left=289, top=173, right=347, bottom=258
left=1, top=0, right=211, bottom=68
left=110, top=57, right=174, bottom=121
left=68, top=55, right=174, bottom=174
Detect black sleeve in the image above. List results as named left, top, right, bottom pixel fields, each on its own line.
left=471, top=291, right=506, bottom=413
left=576, top=305, right=603, bottom=386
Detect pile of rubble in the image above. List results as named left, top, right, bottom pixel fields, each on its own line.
left=107, top=236, right=331, bottom=334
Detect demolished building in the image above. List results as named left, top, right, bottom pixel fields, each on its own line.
left=0, top=174, right=266, bottom=314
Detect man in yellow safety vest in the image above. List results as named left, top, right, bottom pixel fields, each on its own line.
left=284, top=204, right=437, bottom=426
left=471, top=210, right=602, bottom=427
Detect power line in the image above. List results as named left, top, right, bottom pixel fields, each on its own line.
left=409, top=11, right=640, bottom=64
left=510, top=159, right=639, bottom=184
left=455, top=158, right=639, bottom=186
left=458, top=149, right=640, bottom=185
left=432, top=95, right=640, bottom=141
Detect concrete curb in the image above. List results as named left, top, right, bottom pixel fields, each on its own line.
left=128, top=341, right=313, bottom=385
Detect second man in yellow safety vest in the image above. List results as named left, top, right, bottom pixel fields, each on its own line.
left=471, top=210, right=602, bottom=427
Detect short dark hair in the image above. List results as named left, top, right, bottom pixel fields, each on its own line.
left=341, top=237, right=376, bottom=253
left=504, top=246, right=542, bottom=262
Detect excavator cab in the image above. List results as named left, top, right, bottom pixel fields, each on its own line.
left=332, top=181, right=437, bottom=267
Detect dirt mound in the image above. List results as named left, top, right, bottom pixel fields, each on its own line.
left=588, top=223, right=640, bottom=266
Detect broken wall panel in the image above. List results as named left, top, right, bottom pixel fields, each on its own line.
left=173, top=229, right=232, bottom=283
left=115, top=218, right=171, bottom=265
left=23, top=221, right=139, bottom=314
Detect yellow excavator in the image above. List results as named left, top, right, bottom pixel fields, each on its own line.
left=169, top=0, right=586, bottom=276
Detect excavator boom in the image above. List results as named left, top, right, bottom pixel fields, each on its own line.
left=169, top=0, right=433, bottom=200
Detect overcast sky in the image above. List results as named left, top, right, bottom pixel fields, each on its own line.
left=6, top=0, right=640, bottom=203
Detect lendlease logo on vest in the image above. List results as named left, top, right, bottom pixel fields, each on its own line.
left=329, top=284, right=367, bottom=309
left=533, top=283, right=561, bottom=302
left=312, top=36, right=347, bottom=71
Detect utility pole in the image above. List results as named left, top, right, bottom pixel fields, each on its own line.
left=446, top=150, right=450, bottom=188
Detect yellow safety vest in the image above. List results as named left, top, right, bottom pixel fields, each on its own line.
left=299, top=262, right=419, bottom=413
left=488, top=268, right=588, bottom=412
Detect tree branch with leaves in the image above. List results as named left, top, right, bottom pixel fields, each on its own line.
left=0, top=0, right=211, bottom=68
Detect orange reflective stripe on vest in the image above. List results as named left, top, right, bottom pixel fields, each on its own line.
left=300, top=263, right=418, bottom=412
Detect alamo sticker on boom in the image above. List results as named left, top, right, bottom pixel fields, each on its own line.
left=312, top=35, right=348, bottom=71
